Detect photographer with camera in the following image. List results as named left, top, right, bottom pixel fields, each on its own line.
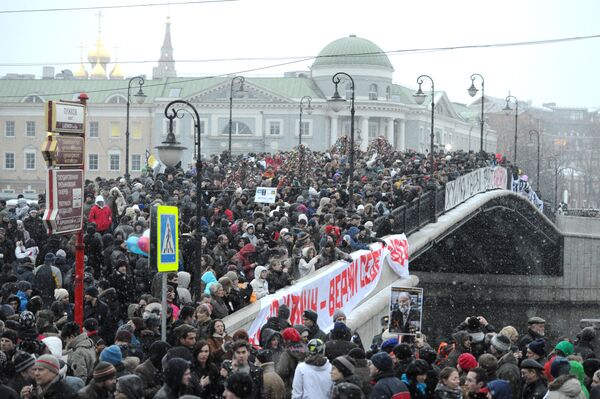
left=454, top=316, right=496, bottom=359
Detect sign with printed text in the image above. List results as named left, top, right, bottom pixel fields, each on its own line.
left=45, top=100, right=86, bottom=134
left=254, top=187, right=277, bottom=204
left=43, top=169, right=84, bottom=235
left=156, top=206, right=179, bottom=272
left=246, top=234, right=410, bottom=344
left=41, top=134, right=84, bottom=167
left=444, top=166, right=508, bottom=211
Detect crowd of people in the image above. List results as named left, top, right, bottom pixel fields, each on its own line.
left=0, top=141, right=547, bottom=398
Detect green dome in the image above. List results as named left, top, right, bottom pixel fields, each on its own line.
left=312, top=35, right=393, bottom=69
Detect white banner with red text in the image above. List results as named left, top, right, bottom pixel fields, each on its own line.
left=247, top=234, right=410, bottom=345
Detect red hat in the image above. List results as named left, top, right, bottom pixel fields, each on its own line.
left=458, top=353, right=478, bottom=373
left=282, top=327, right=301, bottom=343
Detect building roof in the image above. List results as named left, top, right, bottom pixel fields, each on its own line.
left=312, top=35, right=393, bottom=70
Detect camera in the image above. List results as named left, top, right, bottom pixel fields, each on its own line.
left=467, top=316, right=480, bottom=329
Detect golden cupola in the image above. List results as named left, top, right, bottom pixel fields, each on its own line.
left=110, top=62, right=124, bottom=80
left=90, top=59, right=107, bottom=79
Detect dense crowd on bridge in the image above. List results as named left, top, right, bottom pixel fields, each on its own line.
left=2, top=141, right=579, bottom=399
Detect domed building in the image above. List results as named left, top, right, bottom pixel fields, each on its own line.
left=0, top=29, right=497, bottom=194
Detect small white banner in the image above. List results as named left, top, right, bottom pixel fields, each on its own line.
left=254, top=187, right=277, bottom=204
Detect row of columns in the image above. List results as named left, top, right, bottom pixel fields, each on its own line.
left=329, top=115, right=405, bottom=151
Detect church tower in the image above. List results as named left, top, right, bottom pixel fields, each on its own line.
left=152, top=17, right=177, bottom=79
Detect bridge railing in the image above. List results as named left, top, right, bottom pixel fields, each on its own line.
left=375, top=166, right=508, bottom=235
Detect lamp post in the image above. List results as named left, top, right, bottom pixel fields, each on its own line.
left=228, top=76, right=246, bottom=158
left=467, top=73, right=485, bottom=153
left=503, top=95, right=519, bottom=165
left=328, top=72, right=356, bottom=210
left=298, top=96, right=313, bottom=147
left=529, top=129, right=541, bottom=191
left=413, top=75, right=435, bottom=172
left=125, top=76, right=146, bottom=181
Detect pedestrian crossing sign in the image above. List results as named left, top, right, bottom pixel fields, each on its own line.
left=156, top=206, right=179, bottom=272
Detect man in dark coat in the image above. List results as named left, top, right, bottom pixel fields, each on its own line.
left=302, top=310, right=326, bottom=342
left=369, top=352, right=410, bottom=399
left=519, top=317, right=548, bottom=358
left=20, top=354, right=76, bottom=399
left=83, top=287, right=110, bottom=343
left=77, top=361, right=117, bottom=399
left=489, top=334, right=521, bottom=399
left=520, top=359, right=547, bottom=399
left=32, top=253, right=59, bottom=307
left=325, top=322, right=358, bottom=362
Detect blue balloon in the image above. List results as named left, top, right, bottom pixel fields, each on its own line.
left=126, top=236, right=140, bottom=253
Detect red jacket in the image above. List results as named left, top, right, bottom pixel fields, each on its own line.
left=88, top=204, right=112, bottom=232
left=232, top=243, right=256, bottom=279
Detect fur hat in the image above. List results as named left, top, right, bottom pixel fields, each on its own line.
left=225, top=372, right=254, bottom=398
left=490, top=334, right=511, bottom=353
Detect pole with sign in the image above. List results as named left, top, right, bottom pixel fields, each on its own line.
left=150, top=205, right=179, bottom=341
left=41, top=95, right=88, bottom=328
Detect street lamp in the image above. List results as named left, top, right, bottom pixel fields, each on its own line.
left=125, top=76, right=146, bottom=181
left=413, top=75, right=435, bottom=172
left=548, top=156, right=565, bottom=212
left=328, top=72, right=356, bottom=210
left=467, top=73, right=485, bottom=154
left=298, top=96, right=313, bottom=147
left=163, top=100, right=202, bottom=225
left=503, top=94, right=519, bottom=165
left=529, top=129, right=541, bottom=191
left=228, top=76, right=246, bottom=158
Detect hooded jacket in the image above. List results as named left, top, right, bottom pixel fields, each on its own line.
left=154, top=358, right=190, bottom=399
left=547, top=375, right=587, bottom=399
left=251, top=266, right=269, bottom=300
left=176, top=271, right=192, bottom=305
left=291, top=354, right=333, bottom=399
left=88, top=196, right=112, bottom=232
left=66, top=332, right=96, bottom=380
left=232, top=243, right=256, bottom=279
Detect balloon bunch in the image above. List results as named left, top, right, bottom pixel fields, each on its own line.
left=280, top=145, right=319, bottom=183
left=126, top=229, right=150, bottom=257
left=329, top=135, right=361, bottom=157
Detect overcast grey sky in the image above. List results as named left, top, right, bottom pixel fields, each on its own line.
left=1, top=0, right=599, bottom=108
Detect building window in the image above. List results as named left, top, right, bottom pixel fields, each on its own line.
left=4, top=153, right=15, bottom=169
left=297, top=120, right=311, bottom=137
left=24, top=150, right=36, bottom=170
left=131, top=122, right=142, bottom=139
left=109, top=153, right=120, bottom=171
left=368, top=121, right=378, bottom=140
left=5, top=121, right=15, bottom=137
left=221, top=121, right=252, bottom=135
left=386, top=86, right=391, bottom=101
left=169, top=88, right=182, bottom=97
left=106, top=95, right=128, bottom=104
left=268, top=121, right=281, bottom=136
left=26, top=121, right=36, bottom=137
left=369, top=84, right=378, bottom=100
left=89, top=121, right=99, bottom=138
left=110, top=122, right=121, bottom=138
left=131, top=154, right=142, bottom=171
left=88, top=154, right=99, bottom=171
left=23, top=95, right=44, bottom=103
left=345, top=83, right=353, bottom=100
left=164, top=119, right=179, bottom=137
left=190, top=119, right=207, bottom=137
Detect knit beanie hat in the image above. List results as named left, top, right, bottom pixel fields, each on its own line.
left=100, top=345, right=123, bottom=365
left=302, top=309, right=318, bottom=323
left=381, top=338, right=399, bottom=353
left=115, top=330, right=133, bottom=343
left=527, top=338, right=546, bottom=357
left=84, top=318, right=99, bottom=331
left=332, top=356, right=356, bottom=378
left=35, top=354, right=60, bottom=375
left=54, top=288, right=69, bottom=301
left=256, top=349, right=273, bottom=364
left=371, top=352, right=393, bottom=372
left=551, top=357, right=571, bottom=378
left=93, top=361, right=117, bottom=382
left=225, top=372, right=254, bottom=398
left=14, top=351, right=35, bottom=372
left=333, top=309, right=346, bottom=322
left=555, top=340, right=574, bottom=357
left=282, top=327, right=301, bottom=343
left=458, top=353, right=478, bottom=373
left=491, top=334, right=511, bottom=353
left=85, top=286, right=99, bottom=298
